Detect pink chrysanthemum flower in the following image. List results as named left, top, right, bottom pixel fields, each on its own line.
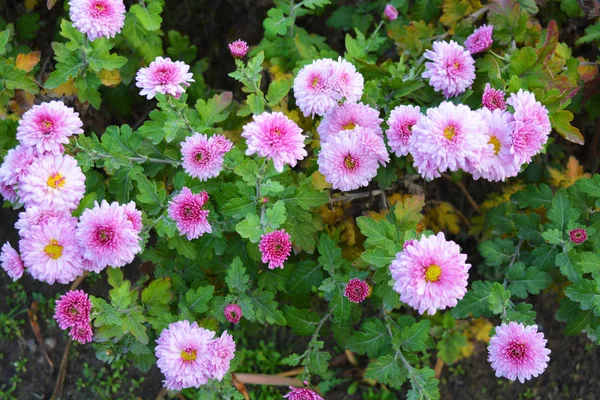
left=332, top=57, right=364, bottom=103
left=384, top=4, right=399, bottom=21
left=69, top=0, right=125, bottom=41
left=16, top=101, right=83, bottom=155
left=155, top=320, right=215, bottom=391
left=470, top=109, right=520, bottom=182
left=0, top=182, right=18, bottom=203
left=488, top=322, right=551, bottom=383
left=0, top=145, right=38, bottom=186
left=224, top=304, right=242, bottom=324
left=136, top=57, right=194, bottom=100
left=121, top=201, right=143, bottom=233
left=569, top=228, right=587, bottom=244
left=386, top=105, right=422, bottom=157
left=70, top=323, right=93, bottom=344
left=318, top=130, right=381, bottom=191
left=356, top=127, right=390, bottom=165
left=464, top=24, right=494, bottom=54
left=507, top=90, right=551, bottom=164
left=1, top=242, right=25, bottom=281
left=389, top=232, right=471, bottom=315
left=206, top=331, right=236, bottom=381
left=293, top=58, right=340, bottom=117
left=15, top=206, right=72, bottom=237
left=318, top=102, right=383, bottom=143
left=284, top=386, right=324, bottom=400
left=259, top=229, right=292, bottom=269
left=54, top=290, right=92, bottom=330
left=242, top=112, right=307, bottom=172
left=409, top=102, right=489, bottom=180
left=20, top=216, right=84, bottom=284
left=228, top=40, right=249, bottom=59
left=344, top=278, right=369, bottom=303
left=168, top=187, right=212, bottom=240
left=181, top=133, right=233, bottom=181
left=77, top=200, right=141, bottom=271
left=422, top=40, right=475, bottom=98
left=19, top=154, right=86, bottom=210
left=482, top=83, right=506, bottom=111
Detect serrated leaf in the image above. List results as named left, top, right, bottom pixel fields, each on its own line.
left=511, top=184, right=553, bottom=209
left=235, top=214, right=263, bottom=243
left=122, top=310, right=148, bottom=344
left=437, top=331, right=467, bottom=364
left=452, top=281, right=492, bottom=319
left=407, top=367, right=440, bottom=400
left=317, top=234, right=342, bottom=274
left=266, top=78, right=292, bottom=106
left=226, top=258, right=250, bottom=293
left=361, top=247, right=395, bottom=269
left=283, top=306, right=321, bottom=336
left=548, top=190, right=581, bottom=232
left=130, top=2, right=163, bottom=31
left=185, top=285, right=214, bottom=315
left=250, top=290, right=286, bottom=325
left=393, top=195, right=424, bottom=232
left=507, top=263, right=552, bottom=298
left=365, top=354, right=407, bottom=389
left=264, top=200, right=286, bottom=229
left=556, top=250, right=582, bottom=283
left=142, top=278, right=173, bottom=316
left=347, top=319, right=390, bottom=358
left=489, top=283, right=511, bottom=315
left=263, top=8, right=292, bottom=38
left=565, top=280, right=600, bottom=317
left=398, top=319, right=431, bottom=352
left=479, top=238, right=515, bottom=267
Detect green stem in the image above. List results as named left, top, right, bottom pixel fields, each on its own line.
left=167, top=96, right=194, bottom=133
left=256, top=159, right=268, bottom=228
left=364, top=20, right=384, bottom=53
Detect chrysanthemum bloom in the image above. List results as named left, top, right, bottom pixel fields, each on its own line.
left=464, top=24, right=494, bottom=54
left=293, top=58, right=340, bottom=117
left=344, top=278, right=369, bottom=303
left=181, top=133, right=233, bottom=181
left=69, top=0, right=125, bottom=41
left=0, top=182, right=18, bottom=203
left=69, top=323, right=93, bottom=344
left=422, top=40, right=475, bottom=98
left=488, top=322, right=551, bottom=383
left=224, top=304, right=242, bottom=324
left=242, top=112, right=307, bottom=172
left=317, top=102, right=383, bottom=142
left=332, top=57, right=365, bottom=103
left=77, top=200, right=141, bottom=271
left=0, top=145, right=38, bottom=186
left=20, top=216, right=84, bottom=284
left=206, top=331, right=236, bottom=381
left=470, top=109, right=520, bottom=182
left=409, top=102, right=488, bottom=180
left=259, top=229, right=292, bottom=269
left=403, top=239, right=416, bottom=250
left=121, top=201, right=143, bottom=233
left=228, top=40, right=249, bottom=58
left=356, top=127, right=390, bottom=165
left=155, top=320, right=215, bottom=391
left=15, top=206, right=72, bottom=237
left=507, top=90, right=551, bottom=164
left=136, top=57, right=194, bottom=100
left=19, top=154, right=86, bottom=210
left=482, top=83, right=506, bottom=111
left=168, top=187, right=212, bottom=240
left=383, top=4, right=399, bottom=21
left=318, top=130, right=381, bottom=191
left=54, top=290, right=92, bottom=330
left=16, top=101, right=83, bottom=155
left=284, top=386, right=324, bottom=400
left=1, top=242, right=25, bottom=281
left=386, top=105, right=422, bottom=157
left=389, top=232, right=471, bottom=315
left=569, top=228, right=587, bottom=244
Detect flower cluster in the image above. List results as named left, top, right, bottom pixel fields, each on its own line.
left=155, top=320, right=236, bottom=391
left=54, top=290, right=93, bottom=344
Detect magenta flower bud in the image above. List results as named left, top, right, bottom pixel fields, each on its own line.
left=228, top=39, right=249, bottom=59
left=482, top=83, right=506, bottom=111
left=224, top=304, right=242, bottom=324
left=383, top=4, right=398, bottom=21
left=569, top=228, right=587, bottom=244
left=344, top=278, right=370, bottom=303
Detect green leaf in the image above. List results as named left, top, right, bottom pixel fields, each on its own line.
left=511, top=184, right=553, bottom=209
left=108, top=164, right=143, bottom=203
left=264, top=200, right=286, bottom=229
left=250, top=290, right=286, bottom=325
left=289, top=181, right=328, bottom=210
left=393, top=196, right=424, bottom=232
left=281, top=353, right=303, bottom=366
left=130, top=2, right=163, bottom=31
left=407, top=367, right=440, bottom=400
left=556, top=250, right=583, bottom=283
left=0, top=30, right=10, bottom=55
left=550, top=109, right=584, bottom=145
left=514, top=213, right=542, bottom=242
left=320, top=278, right=351, bottom=322
left=90, top=297, right=121, bottom=326
left=122, top=310, right=149, bottom=344
left=109, top=280, right=136, bottom=310
left=234, top=159, right=259, bottom=186
left=283, top=306, right=321, bottom=336
left=479, top=238, right=515, bottom=267
left=168, top=235, right=197, bottom=259
left=556, top=298, right=600, bottom=335
left=506, top=263, right=552, bottom=298
left=489, top=283, right=511, bottom=315
left=1, top=63, right=39, bottom=93
left=548, top=190, right=580, bottom=232
left=75, top=74, right=102, bottom=109
left=106, top=267, right=124, bottom=288
left=266, top=78, right=292, bottom=106
left=576, top=175, right=600, bottom=199
left=221, top=197, right=256, bottom=219
left=306, top=344, right=331, bottom=375
left=356, top=217, right=397, bottom=249
left=579, top=252, right=600, bottom=275
left=565, top=280, right=600, bottom=317
left=437, top=331, right=467, bottom=364
left=347, top=319, right=391, bottom=358
left=361, top=247, right=395, bottom=269
left=263, top=8, right=292, bottom=38
left=225, top=258, right=250, bottom=293
left=287, top=260, right=323, bottom=293
left=575, top=21, right=600, bottom=45
left=72, top=193, right=97, bottom=218
left=235, top=214, right=263, bottom=243
left=184, top=285, right=215, bottom=315
left=365, top=354, right=407, bottom=389
left=452, top=281, right=492, bottom=319
left=317, top=234, right=342, bottom=274
left=542, top=228, right=563, bottom=245
left=506, top=302, right=537, bottom=325
left=135, top=173, right=167, bottom=215
left=142, top=279, right=173, bottom=316
left=398, top=320, right=431, bottom=352
left=196, top=92, right=232, bottom=126
left=87, top=39, right=128, bottom=71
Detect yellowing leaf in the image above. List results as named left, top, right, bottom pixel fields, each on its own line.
left=440, top=0, right=482, bottom=30
left=468, top=318, right=493, bottom=343
left=268, top=64, right=293, bottom=81
left=548, top=156, right=590, bottom=188
left=8, top=90, right=35, bottom=115
left=44, top=77, right=78, bottom=97
left=15, top=52, right=41, bottom=72
left=311, top=171, right=331, bottom=190
left=340, top=217, right=358, bottom=247
left=423, top=201, right=461, bottom=235
left=578, top=58, right=599, bottom=82
left=459, top=341, right=474, bottom=358
left=98, top=69, right=122, bottom=87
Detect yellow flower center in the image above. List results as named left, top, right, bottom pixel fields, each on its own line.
left=343, top=122, right=356, bottom=130
left=311, top=77, right=320, bottom=87
left=44, top=239, right=63, bottom=260
left=95, top=3, right=105, bottom=10
left=273, top=129, right=281, bottom=136
left=180, top=348, right=197, bottom=362
left=41, top=120, right=54, bottom=132
left=453, top=62, right=460, bottom=69
left=344, top=155, right=356, bottom=170
left=424, top=264, right=442, bottom=282
left=47, top=173, right=66, bottom=189
left=489, top=136, right=501, bottom=156
left=443, top=126, right=456, bottom=140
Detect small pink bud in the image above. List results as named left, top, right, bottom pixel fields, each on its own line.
left=261, top=197, right=269, bottom=204
left=303, top=380, right=309, bottom=386
left=383, top=4, right=398, bottom=21
left=344, top=278, right=370, bottom=303
left=224, top=304, right=242, bottom=324
left=569, top=228, right=587, bottom=244
left=228, top=40, right=249, bottom=59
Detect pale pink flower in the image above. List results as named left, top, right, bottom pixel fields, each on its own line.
left=136, top=57, right=194, bottom=100
left=168, top=187, right=212, bottom=240
left=344, top=278, right=369, bottom=303
left=155, top=320, right=215, bottom=390
left=15, top=206, right=72, bottom=237
left=242, top=112, right=307, bottom=172
left=317, top=102, right=382, bottom=142
left=206, top=331, right=236, bottom=381
left=224, top=304, right=242, bottom=324
left=121, top=201, right=143, bottom=233
left=54, top=290, right=92, bottom=330
left=77, top=200, right=141, bottom=271
left=259, top=229, right=292, bottom=269
left=228, top=40, right=249, bottom=58
left=20, top=216, right=84, bottom=284
left=422, top=40, right=475, bottom=98
left=1, top=242, right=25, bottom=281
left=0, top=145, right=38, bottom=186
left=0, top=182, right=18, bottom=203
left=293, top=58, right=340, bottom=117
left=383, top=4, right=399, bottom=21
left=482, top=83, right=506, bottom=111
left=284, top=386, right=324, bottom=400
left=507, top=90, right=551, bottom=164
left=19, top=154, right=86, bottom=210
left=181, top=133, right=233, bottom=181
left=356, top=127, right=390, bottom=165
left=318, top=129, right=381, bottom=191
left=386, top=105, right=422, bottom=157
left=464, top=25, right=494, bottom=54
left=409, top=102, right=489, bottom=180
left=488, top=322, right=551, bottom=383
left=69, top=0, right=125, bottom=41
left=331, top=57, right=364, bottom=103
left=389, top=232, right=471, bottom=315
